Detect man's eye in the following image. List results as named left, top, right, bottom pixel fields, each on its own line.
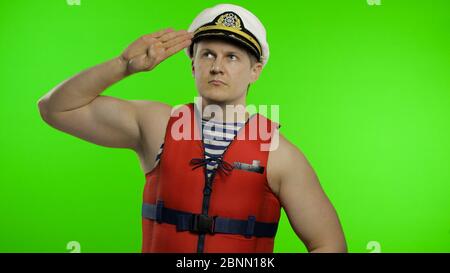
left=229, top=55, right=237, bottom=60
left=203, top=52, right=214, bottom=58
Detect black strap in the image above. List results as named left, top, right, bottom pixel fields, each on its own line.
left=142, top=202, right=278, bottom=238
left=190, top=157, right=234, bottom=176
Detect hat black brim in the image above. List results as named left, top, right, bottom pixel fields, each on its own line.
left=190, top=31, right=260, bottom=61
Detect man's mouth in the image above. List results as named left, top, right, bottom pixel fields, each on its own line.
left=209, top=80, right=226, bottom=86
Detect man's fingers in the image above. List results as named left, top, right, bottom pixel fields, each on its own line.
left=159, top=30, right=189, bottom=43
left=140, top=29, right=190, bottom=48
left=125, top=29, right=192, bottom=71
left=141, top=28, right=174, bottom=41
left=152, top=28, right=175, bottom=38
left=162, top=32, right=193, bottom=49
left=164, top=39, right=192, bottom=59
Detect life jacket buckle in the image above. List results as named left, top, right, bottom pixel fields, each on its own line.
left=191, top=214, right=215, bottom=234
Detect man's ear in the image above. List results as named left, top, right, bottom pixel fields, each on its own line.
left=249, top=62, right=263, bottom=84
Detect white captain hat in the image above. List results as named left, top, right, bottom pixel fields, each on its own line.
left=186, top=4, right=270, bottom=67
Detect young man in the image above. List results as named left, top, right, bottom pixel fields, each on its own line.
left=38, top=4, right=347, bottom=253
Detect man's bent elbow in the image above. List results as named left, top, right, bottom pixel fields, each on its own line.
left=37, top=98, right=48, bottom=120
left=37, top=98, right=55, bottom=125
left=309, top=242, right=348, bottom=253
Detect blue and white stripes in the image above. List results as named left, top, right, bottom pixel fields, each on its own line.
left=153, top=143, right=164, bottom=168
left=201, top=118, right=244, bottom=178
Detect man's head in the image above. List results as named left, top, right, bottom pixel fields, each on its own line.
left=191, top=37, right=262, bottom=104
left=186, top=4, right=269, bottom=104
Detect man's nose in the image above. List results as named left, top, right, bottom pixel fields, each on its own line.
left=210, top=58, right=224, bottom=74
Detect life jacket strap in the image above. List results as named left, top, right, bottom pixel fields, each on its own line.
left=142, top=202, right=278, bottom=238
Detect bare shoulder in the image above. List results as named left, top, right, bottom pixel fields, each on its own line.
left=129, top=100, right=172, bottom=159
left=130, top=100, right=172, bottom=140
left=267, top=131, right=316, bottom=198
left=130, top=100, right=173, bottom=120
left=268, top=132, right=305, bottom=161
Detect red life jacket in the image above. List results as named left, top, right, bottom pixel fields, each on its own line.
left=142, top=103, right=281, bottom=253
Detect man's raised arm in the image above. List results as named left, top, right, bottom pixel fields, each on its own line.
left=37, top=28, right=193, bottom=151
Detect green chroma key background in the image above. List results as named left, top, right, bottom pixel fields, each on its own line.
left=0, top=0, right=449, bottom=253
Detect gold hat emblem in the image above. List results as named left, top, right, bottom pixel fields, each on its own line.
left=215, top=13, right=242, bottom=30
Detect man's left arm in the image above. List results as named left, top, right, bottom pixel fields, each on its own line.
left=268, top=133, right=347, bottom=253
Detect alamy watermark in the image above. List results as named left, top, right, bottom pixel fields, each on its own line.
left=66, top=241, right=81, bottom=253
left=66, top=0, right=81, bottom=5
left=366, top=241, right=382, bottom=253
left=170, top=97, right=280, bottom=151
left=367, top=0, right=382, bottom=6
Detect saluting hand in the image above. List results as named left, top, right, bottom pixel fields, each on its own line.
left=120, top=28, right=194, bottom=75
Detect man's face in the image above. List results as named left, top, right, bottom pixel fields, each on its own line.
left=191, top=39, right=262, bottom=104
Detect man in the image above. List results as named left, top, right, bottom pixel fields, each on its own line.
left=38, top=4, right=347, bottom=253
